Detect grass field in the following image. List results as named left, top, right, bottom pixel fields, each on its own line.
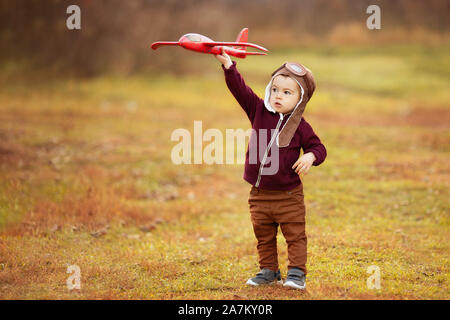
left=0, top=45, right=449, bottom=299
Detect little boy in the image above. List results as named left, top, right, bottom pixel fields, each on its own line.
left=215, top=50, right=327, bottom=290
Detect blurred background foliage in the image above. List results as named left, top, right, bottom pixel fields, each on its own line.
left=1, top=0, right=449, bottom=77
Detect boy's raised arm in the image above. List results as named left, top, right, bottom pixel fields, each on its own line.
left=215, top=51, right=262, bottom=122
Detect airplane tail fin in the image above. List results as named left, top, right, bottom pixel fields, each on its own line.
left=233, top=28, right=248, bottom=51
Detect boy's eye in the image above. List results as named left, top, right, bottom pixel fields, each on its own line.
left=284, top=91, right=291, bottom=95
left=272, top=88, right=277, bottom=92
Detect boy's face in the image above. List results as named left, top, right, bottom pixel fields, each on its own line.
left=269, top=75, right=301, bottom=114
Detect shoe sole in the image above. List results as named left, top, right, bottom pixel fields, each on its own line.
left=246, top=279, right=284, bottom=286
left=283, top=280, right=306, bottom=290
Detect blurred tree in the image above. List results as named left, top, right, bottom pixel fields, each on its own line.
left=0, top=0, right=448, bottom=77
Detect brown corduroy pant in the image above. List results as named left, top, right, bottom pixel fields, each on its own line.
left=248, top=183, right=307, bottom=274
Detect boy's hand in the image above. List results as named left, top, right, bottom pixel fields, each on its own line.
left=292, top=152, right=316, bottom=176
left=215, top=47, right=232, bottom=69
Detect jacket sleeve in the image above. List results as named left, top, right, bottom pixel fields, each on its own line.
left=222, top=61, right=263, bottom=123
left=300, top=119, right=327, bottom=166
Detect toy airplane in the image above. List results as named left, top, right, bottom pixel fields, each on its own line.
left=151, top=28, right=268, bottom=58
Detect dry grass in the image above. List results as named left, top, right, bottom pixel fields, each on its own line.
left=0, top=45, right=449, bottom=299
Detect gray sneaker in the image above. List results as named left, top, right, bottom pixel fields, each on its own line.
left=283, top=268, right=306, bottom=290
left=246, top=268, right=283, bottom=286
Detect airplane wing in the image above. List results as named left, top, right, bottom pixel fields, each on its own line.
left=203, top=42, right=268, bottom=52
left=244, top=52, right=267, bottom=56
left=151, top=42, right=180, bottom=50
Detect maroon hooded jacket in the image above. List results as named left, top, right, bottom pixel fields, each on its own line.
left=223, top=61, right=327, bottom=191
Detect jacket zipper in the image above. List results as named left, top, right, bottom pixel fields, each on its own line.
left=255, top=114, right=284, bottom=188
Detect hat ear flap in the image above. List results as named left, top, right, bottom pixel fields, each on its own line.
left=304, top=72, right=316, bottom=100
left=277, top=99, right=307, bottom=147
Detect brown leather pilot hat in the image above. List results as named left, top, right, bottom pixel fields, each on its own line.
left=271, top=62, right=316, bottom=147
left=271, top=62, right=315, bottom=102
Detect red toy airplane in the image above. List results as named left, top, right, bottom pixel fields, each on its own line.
left=151, top=28, right=268, bottom=58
